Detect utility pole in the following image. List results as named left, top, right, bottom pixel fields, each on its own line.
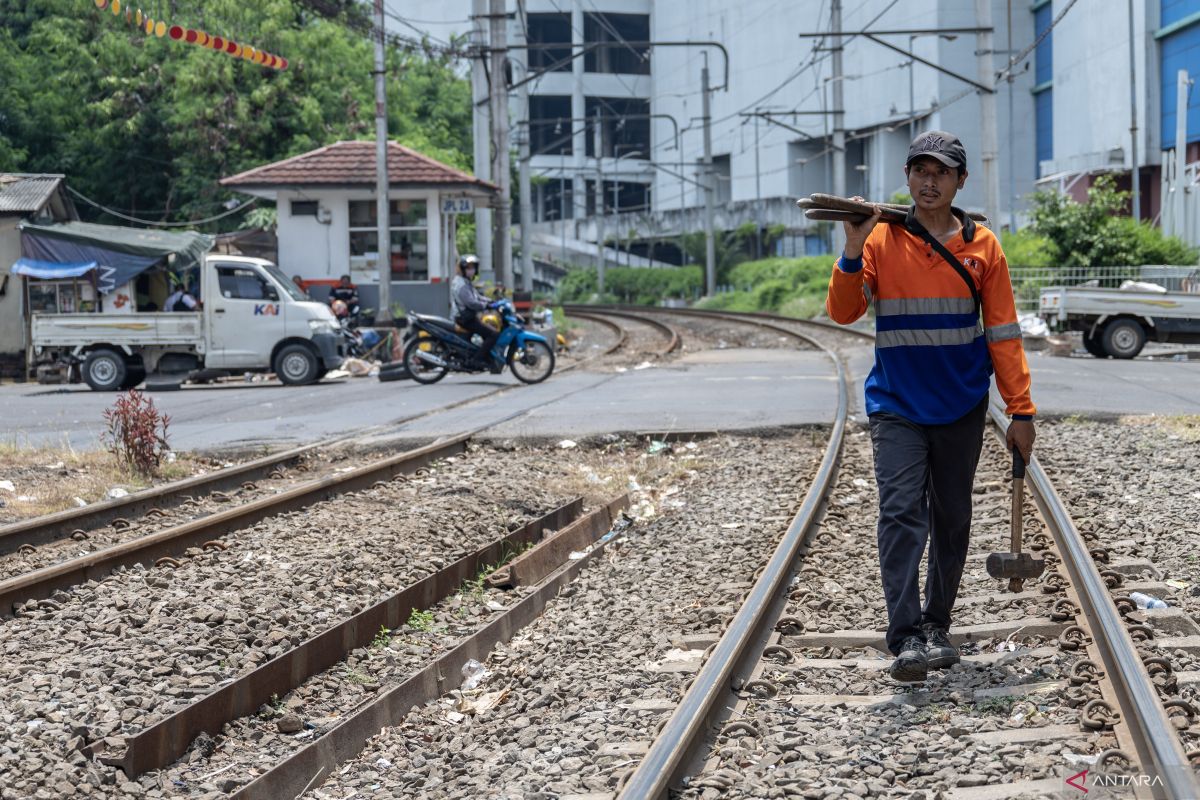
left=702, top=58, right=716, bottom=296
left=471, top=0, right=492, bottom=269
left=372, top=0, right=391, bottom=323
left=1128, top=0, right=1140, bottom=221
left=975, top=0, right=1001, bottom=227
left=754, top=109, right=763, bottom=260
left=1174, top=69, right=1189, bottom=235
left=594, top=109, right=606, bottom=294
left=514, top=0, right=534, bottom=291
left=1006, top=0, right=1016, bottom=232
left=488, top=0, right=513, bottom=290
left=831, top=0, right=846, bottom=255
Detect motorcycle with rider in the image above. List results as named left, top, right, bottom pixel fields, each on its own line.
left=400, top=255, right=555, bottom=384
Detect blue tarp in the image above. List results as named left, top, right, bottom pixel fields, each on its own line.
left=10, top=257, right=98, bottom=280
left=19, top=221, right=213, bottom=295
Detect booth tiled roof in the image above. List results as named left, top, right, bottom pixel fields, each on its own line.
left=220, top=141, right=496, bottom=192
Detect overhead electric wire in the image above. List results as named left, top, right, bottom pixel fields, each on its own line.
left=65, top=186, right=258, bottom=228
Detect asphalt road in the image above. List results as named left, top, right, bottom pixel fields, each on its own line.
left=0, top=344, right=1196, bottom=454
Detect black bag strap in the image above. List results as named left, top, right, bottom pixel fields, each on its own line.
left=904, top=208, right=981, bottom=319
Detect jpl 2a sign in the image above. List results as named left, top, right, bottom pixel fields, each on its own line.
left=442, top=197, right=474, bottom=215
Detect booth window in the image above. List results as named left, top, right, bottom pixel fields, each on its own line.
left=291, top=200, right=319, bottom=216
left=348, top=199, right=429, bottom=281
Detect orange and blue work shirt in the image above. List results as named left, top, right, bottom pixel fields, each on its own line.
left=825, top=211, right=1036, bottom=425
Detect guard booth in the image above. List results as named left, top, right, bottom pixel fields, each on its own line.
left=221, top=141, right=499, bottom=318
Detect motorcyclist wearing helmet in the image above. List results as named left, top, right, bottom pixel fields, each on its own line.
left=328, top=274, right=360, bottom=323
left=452, top=255, right=501, bottom=371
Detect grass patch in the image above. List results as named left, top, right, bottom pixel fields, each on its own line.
left=0, top=438, right=199, bottom=520
left=695, top=257, right=835, bottom=319
left=407, top=608, right=435, bottom=631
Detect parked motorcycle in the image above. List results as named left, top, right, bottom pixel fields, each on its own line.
left=402, top=299, right=555, bottom=385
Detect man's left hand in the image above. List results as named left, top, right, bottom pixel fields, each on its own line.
left=1007, top=419, right=1035, bottom=465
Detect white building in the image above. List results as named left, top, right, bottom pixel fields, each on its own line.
left=389, top=0, right=1199, bottom=260
left=221, top=141, right=497, bottom=314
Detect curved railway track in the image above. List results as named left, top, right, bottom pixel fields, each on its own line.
left=593, top=306, right=1200, bottom=799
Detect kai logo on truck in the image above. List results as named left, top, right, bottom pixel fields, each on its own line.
left=254, top=303, right=281, bottom=316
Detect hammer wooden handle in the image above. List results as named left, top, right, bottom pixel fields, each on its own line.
left=1011, top=449, right=1025, bottom=556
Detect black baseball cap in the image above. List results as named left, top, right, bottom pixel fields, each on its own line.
left=906, top=130, right=967, bottom=170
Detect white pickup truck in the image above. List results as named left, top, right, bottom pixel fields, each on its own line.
left=1039, top=284, right=1200, bottom=358
left=31, top=255, right=345, bottom=390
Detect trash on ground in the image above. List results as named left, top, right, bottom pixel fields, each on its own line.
left=633, top=361, right=654, bottom=370
left=646, top=440, right=671, bottom=455
left=1165, top=579, right=1190, bottom=590
left=455, top=688, right=510, bottom=716
left=1018, top=313, right=1049, bottom=337
left=460, top=658, right=491, bottom=690
left=1130, top=591, right=1169, bottom=610
left=73, top=497, right=88, bottom=507
left=0, top=480, right=14, bottom=492
left=557, top=439, right=578, bottom=449
left=106, top=487, right=129, bottom=499
left=342, top=357, right=374, bottom=377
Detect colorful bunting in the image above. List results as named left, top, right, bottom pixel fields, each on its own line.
left=90, top=2, right=288, bottom=71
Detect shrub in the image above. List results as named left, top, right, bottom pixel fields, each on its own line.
left=102, top=390, right=171, bottom=478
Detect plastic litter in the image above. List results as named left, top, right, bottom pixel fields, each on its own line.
left=106, top=487, right=129, bottom=499
left=557, top=439, right=578, bottom=449
left=1166, top=579, right=1191, bottom=590
left=1130, top=592, right=1169, bottom=610
left=375, top=757, right=392, bottom=769
left=646, top=440, right=671, bottom=455
left=461, top=658, right=491, bottom=690
left=0, top=480, right=13, bottom=492
left=73, top=497, right=87, bottom=507
left=633, top=361, right=654, bottom=370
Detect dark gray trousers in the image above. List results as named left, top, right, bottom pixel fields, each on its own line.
left=869, top=395, right=987, bottom=655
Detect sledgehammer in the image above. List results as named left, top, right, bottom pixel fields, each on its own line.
left=985, top=450, right=1046, bottom=593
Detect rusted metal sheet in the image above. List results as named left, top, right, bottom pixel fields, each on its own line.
left=101, top=497, right=585, bottom=779
left=487, top=495, right=628, bottom=588
left=0, top=435, right=472, bottom=615
left=228, top=493, right=628, bottom=800
left=0, top=442, right=316, bottom=556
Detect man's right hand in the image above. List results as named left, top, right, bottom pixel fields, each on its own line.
left=842, top=196, right=882, bottom=259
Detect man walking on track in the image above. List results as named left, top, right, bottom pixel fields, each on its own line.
left=825, top=130, right=1037, bottom=683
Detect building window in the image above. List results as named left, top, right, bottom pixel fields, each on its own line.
left=584, top=97, right=650, bottom=158
left=528, top=13, right=572, bottom=72
left=348, top=199, right=429, bottom=281
left=1033, top=2, right=1053, bottom=176
left=584, top=180, right=650, bottom=215
left=537, top=179, right=574, bottom=222
left=711, top=154, right=732, bottom=206
left=530, top=95, right=573, bottom=156
left=584, top=13, right=649, bottom=75
left=290, top=200, right=318, bottom=216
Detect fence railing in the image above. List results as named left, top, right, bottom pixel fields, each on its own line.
left=1009, top=265, right=1200, bottom=313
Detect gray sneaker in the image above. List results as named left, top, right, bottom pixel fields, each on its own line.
left=889, top=635, right=928, bottom=682
left=924, top=624, right=960, bottom=669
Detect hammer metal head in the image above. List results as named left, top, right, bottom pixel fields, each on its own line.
left=986, top=551, right=1046, bottom=581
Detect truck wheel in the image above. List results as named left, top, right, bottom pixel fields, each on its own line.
left=1082, top=332, right=1108, bottom=358
left=82, top=349, right=128, bottom=392
left=275, top=344, right=320, bottom=385
left=1102, top=319, right=1146, bottom=359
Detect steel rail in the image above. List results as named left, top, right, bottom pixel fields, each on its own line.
left=562, top=310, right=628, bottom=354
left=1, top=315, right=623, bottom=570
left=986, top=401, right=1200, bottom=798
left=0, top=435, right=470, bottom=615
left=104, top=497, right=595, bottom=779
left=616, top=312, right=849, bottom=798
left=564, top=306, right=680, bottom=355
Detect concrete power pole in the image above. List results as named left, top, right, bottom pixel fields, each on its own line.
left=515, top=0, right=534, bottom=292
left=471, top=0, right=492, bottom=269
left=1128, top=0, right=1141, bottom=221
left=975, top=0, right=1001, bottom=228
left=372, top=0, right=391, bottom=323
left=594, top=109, right=606, bottom=294
left=1174, top=69, right=1190, bottom=235
left=488, top=0, right=513, bottom=290
left=831, top=0, right=846, bottom=255
left=702, top=60, right=716, bottom=296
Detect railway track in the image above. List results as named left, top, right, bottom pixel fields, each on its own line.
left=10, top=307, right=1194, bottom=798
left=0, top=311, right=668, bottom=610
left=604, top=307, right=1200, bottom=799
